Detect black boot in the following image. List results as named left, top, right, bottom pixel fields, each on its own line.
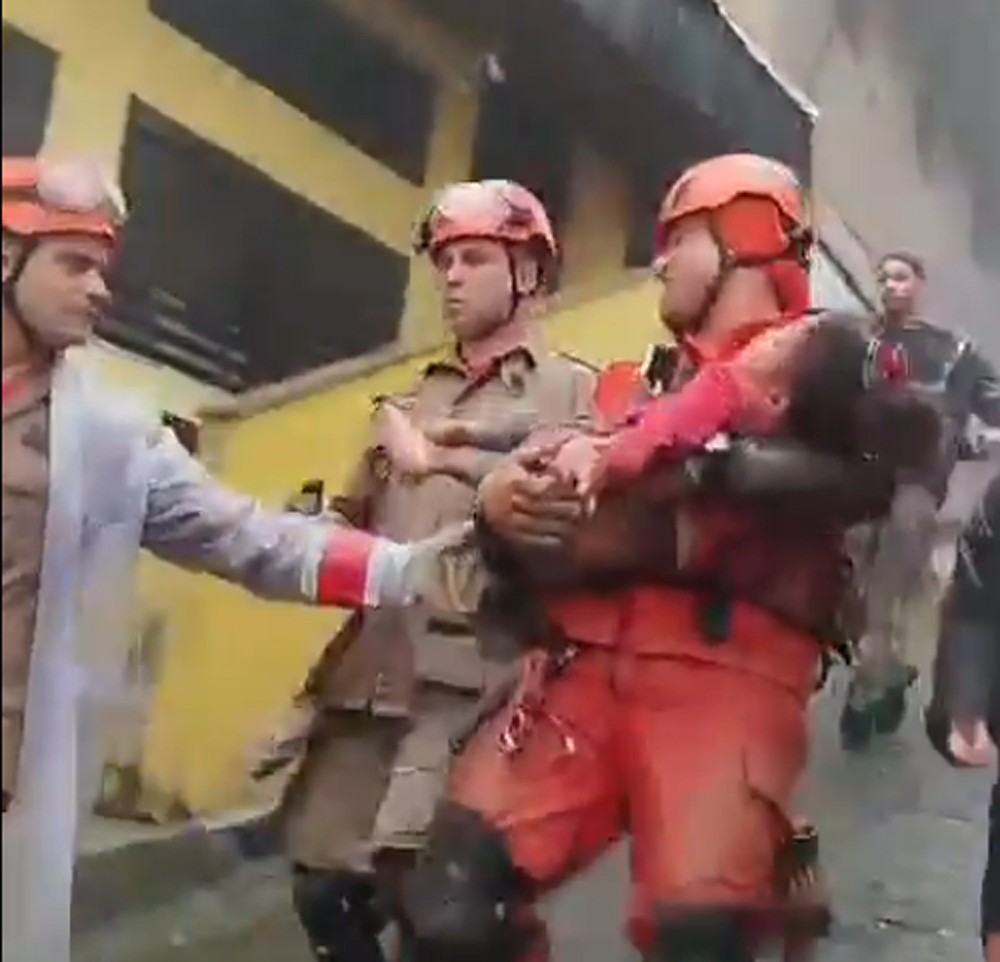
left=292, top=865, right=388, bottom=962
left=649, top=909, right=754, bottom=962
left=872, top=664, right=919, bottom=735
left=839, top=681, right=876, bottom=752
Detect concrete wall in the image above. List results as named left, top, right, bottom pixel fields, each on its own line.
left=722, top=0, right=1000, bottom=359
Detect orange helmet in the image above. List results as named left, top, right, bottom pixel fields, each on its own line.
left=2, top=156, right=127, bottom=245
left=415, top=179, right=558, bottom=265
left=656, top=153, right=813, bottom=316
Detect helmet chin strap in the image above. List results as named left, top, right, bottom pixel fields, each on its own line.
left=503, top=243, right=546, bottom=327
left=679, top=217, right=810, bottom=343
left=675, top=224, right=734, bottom=341
left=504, top=245, right=522, bottom=326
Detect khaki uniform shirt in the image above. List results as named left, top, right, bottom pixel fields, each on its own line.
left=2, top=374, right=52, bottom=800
left=313, top=343, right=595, bottom=716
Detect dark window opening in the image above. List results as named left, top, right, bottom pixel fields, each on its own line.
left=624, top=152, right=703, bottom=268
left=471, top=81, right=573, bottom=241
left=109, top=102, right=407, bottom=392
left=625, top=179, right=661, bottom=269
left=2, top=26, right=57, bottom=156
left=151, top=0, right=435, bottom=184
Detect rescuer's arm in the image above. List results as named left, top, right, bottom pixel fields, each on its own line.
left=706, top=438, right=897, bottom=524
left=139, top=426, right=449, bottom=608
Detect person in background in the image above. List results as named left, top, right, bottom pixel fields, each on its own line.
left=841, top=250, right=1000, bottom=751
left=925, top=471, right=1000, bottom=960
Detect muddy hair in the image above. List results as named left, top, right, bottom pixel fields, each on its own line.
left=784, top=311, right=941, bottom=473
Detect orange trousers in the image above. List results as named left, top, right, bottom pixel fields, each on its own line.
left=448, top=647, right=814, bottom=956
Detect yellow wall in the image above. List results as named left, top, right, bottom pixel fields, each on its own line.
left=4, top=0, right=658, bottom=812
left=79, top=339, right=229, bottom=418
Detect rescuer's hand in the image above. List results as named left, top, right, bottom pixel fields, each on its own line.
left=478, top=445, right=584, bottom=548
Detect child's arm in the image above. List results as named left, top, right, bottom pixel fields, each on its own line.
left=589, top=322, right=814, bottom=495
left=380, top=404, right=542, bottom=487
left=427, top=413, right=542, bottom=483
left=589, top=363, right=763, bottom=494
left=425, top=414, right=538, bottom=452
left=428, top=446, right=510, bottom=486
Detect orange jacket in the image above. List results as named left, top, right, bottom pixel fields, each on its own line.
left=540, top=348, right=841, bottom=698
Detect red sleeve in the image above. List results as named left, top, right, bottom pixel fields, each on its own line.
left=316, top=527, right=378, bottom=606
left=594, top=364, right=750, bottom=489
left=315, top=529, right=422, bottom=608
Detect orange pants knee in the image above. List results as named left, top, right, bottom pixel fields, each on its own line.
left=448, top=648, right=810, bottom=954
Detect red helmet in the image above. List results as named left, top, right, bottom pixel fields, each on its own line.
left=656, top=153, right=813, bottom=316
left=416, top=179, right=558, bottom=265
left=2, top=156, right=127, bottom=245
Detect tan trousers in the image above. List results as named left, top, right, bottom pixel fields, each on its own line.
left=280, top=685, right=478, bottom=871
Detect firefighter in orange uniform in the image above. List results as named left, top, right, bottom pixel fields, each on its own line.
left=398, top=155, right=899, bottom=962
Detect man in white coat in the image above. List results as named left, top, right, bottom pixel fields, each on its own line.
left=0, top=155, right=452, bottom=962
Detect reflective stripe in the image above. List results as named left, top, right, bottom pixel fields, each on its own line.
left=365, top=540, right=418, bottom=607
left=315, top=528, right=376, bottom=607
